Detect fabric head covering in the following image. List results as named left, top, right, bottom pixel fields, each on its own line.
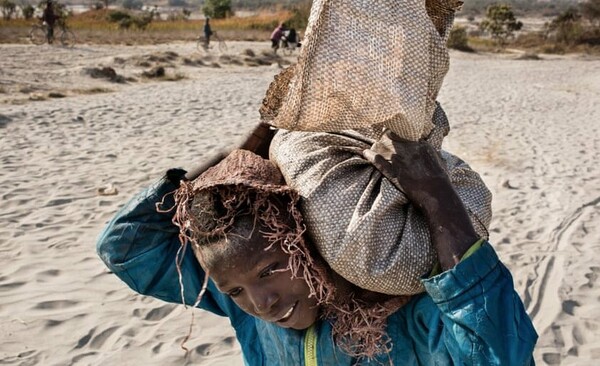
left=171, top=149, right=411, bottom=359
left=262, top=0, right=464, bottom=141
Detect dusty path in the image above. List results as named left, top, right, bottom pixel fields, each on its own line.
left=440, top=51, right=600, bottom=366
left=0, top=41, right=288, bottom=105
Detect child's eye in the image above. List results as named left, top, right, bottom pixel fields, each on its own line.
left=228, top=288, right=242, bottom=297
left=260, top=263, right=278, bottom=278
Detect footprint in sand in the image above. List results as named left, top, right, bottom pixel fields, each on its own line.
left=581, top=266, right=600, bottom=290
left=75, top=328, right=95, bottom=349
left=144, top=304, right=177, bottom=321
left=34, top=300, right=78, bottom=310
left=71, top=352, right=98, bottom=363
left=90, top=326, right=120, bottom=349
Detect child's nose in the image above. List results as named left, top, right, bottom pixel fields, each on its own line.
left=250, top=288, right=279, bottom=315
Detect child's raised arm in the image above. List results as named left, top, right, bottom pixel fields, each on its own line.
left=96, top=123, right=276, bottom=318
left=365, top=131, right=538, bottom=365
left=364, top=131, right=479, bottom=270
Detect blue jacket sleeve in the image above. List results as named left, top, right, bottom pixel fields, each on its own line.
left=422, top=242, right=538, bottom=365
left=96, top=177, right=246, bottom=321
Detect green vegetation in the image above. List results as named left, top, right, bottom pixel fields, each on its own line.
left=106, top=9, right=156, bottom=30
left=447, top=26, right=474, bottom=52
left=107, top=10, right=131, bottom=23
left=203, top=0, right=232, bottom=19
left=538, top=2, right=600, bottom=49
left=20, top=4, right=34, bottom=19
left=581, top=0, right=600, bottom=26
left=0, top=0, right=597, bottom=54
left=460, top=0, right=579, bottom=17
left=546, top=9, right=583, bottom=45
left=168, top=0, right=188, bottom=7
left=0, top=0, right=16, bottom=20
left=286, top=0, right=310, bottom=30
left=479, top=4, right=523, bottom=47
left=122, top=0, right=143, bottom=10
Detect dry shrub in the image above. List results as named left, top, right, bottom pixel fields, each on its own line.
left=48, top=92, right=66, bottom=98
left=141, top=66, right=165, bottom=78
left=447, top=26, right=474, bottom=52
left=466, top=36, right=498, bottom=52
left=84, top=67, right=127, bottom=83
left=516, top=53, right=541, bottom=60
left=513, top=32, right=547, bottom=49
left=242, top=48, right=255, bottom=57
left=1, top=8, right=292, bottom=44
left=74, top=87, right=113, bottom=95
left=539, top=43, right=567, bottom=54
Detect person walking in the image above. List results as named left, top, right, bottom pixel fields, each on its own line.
left=41, top=0, right=58, bottom=44
left=203, top=17, right=213, bottom=48
left=270, top=22, right=286, bottom=54
left=96, top=124, right=537, bottom=365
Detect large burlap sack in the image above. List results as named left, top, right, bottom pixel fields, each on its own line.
left=267, top=0, right=463, bottom=141
left=263, top=0, right=489, bottom=295
left=269, top=106, right=492, bottom=295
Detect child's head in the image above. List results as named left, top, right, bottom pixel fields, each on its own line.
left=171, top=149, right=328, bottom=330
left=171, top=149, right=409, bottom=358
left=200, top=213, right=320, bottom=329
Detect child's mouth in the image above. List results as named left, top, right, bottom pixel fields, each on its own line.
left=277, top=301, right=298, bottom=323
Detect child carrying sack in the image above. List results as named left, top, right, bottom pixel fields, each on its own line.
left=262, top=0, right=492, bottom=296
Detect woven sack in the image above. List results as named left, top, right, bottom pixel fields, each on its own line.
left=269, top=110, right=492, bottom=295
left=266, top=0, right=463, bottom=140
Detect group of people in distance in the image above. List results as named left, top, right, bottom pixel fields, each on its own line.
left=204, top=18, right=299, bottom=53
left=270, top=22, right=299, bottom=54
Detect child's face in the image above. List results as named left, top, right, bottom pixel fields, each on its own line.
left=207, top=233, right=320, bottom=330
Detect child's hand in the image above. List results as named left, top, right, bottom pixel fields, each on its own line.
left=239, top=122, right=276, bottom=159
left=362, top=130, right=450, bottom=211
left=363, top=130, right=479, bottom=270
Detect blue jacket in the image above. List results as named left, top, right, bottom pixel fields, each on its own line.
left=96, top=177, right=538, bottom=366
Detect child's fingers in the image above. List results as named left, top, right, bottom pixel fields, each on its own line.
left=362, top=148, right=406, bottom=193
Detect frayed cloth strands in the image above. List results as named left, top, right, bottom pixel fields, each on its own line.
left=163, top=149, right=411, bottom=359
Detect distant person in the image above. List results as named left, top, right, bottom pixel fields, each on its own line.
left=282, top=27, right=298, bottom=50
left=270, top=22, right=286, bottom=53
left=203, top=17, right=213, bottom=48
left=41, top=0, right=58, bottom=44
left=150, top=5, right=160, bottom=20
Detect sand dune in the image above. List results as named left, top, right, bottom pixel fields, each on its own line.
left=0, top=42, right=598, bottom=365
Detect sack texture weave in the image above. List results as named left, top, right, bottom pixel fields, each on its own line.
left=268, top=0, right=463, bottom=140
left=270, top=106, right=492, bottom=295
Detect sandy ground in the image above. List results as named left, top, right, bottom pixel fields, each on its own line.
left=0, top=42, right=599, bottom=366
